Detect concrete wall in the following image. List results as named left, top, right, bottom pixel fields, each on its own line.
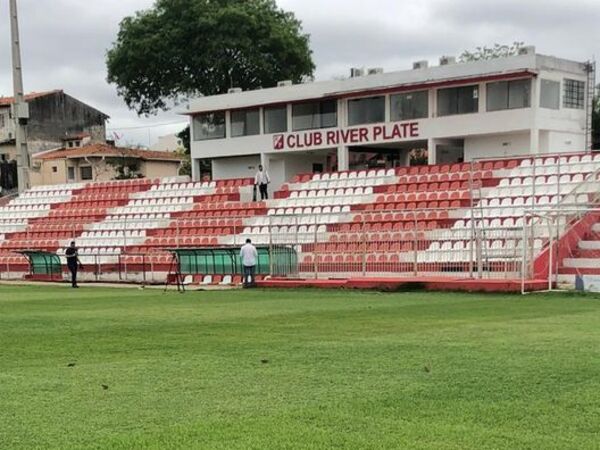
left=0, top=109, right=13, bottom=143
left=30, top=159, right=69, bottom=186
left=211, top=155, right=261, bottom=181
left=0, top=92, right=108, bottom=158
left=546, top=131, right=586, bottom=153
left=27, top=93, right=107, bottom=146
left=141, top=160, right=181, bottom=179
left=268, top=152, right=328, bottom=189
left=29, top=157, right=181, bottom=186
left=151, top=134, right=183, bottom=152
left=464, top=132, right=531, bottom=161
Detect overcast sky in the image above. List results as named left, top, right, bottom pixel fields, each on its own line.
left=0, top=0, right=598, bottom=147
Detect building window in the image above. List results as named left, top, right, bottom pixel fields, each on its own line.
left=52, top=166, right=58, bottom=173
left=348, top=96, right=385, bottom=126
left=563, top=79, right=585, bottom=109
left=486, top=79, right=531, bottom=111
left=67, top=166, right=75, bottom=180
left=437, top=85, right=479, bottom=116
left=264, top=106, right=287, bottom=134
left=540, top=79, right=560, bottom=110
left=0, top=114, right=5, bottom=128
left=192, top=111, right=226, bottom=141
left=80, top=166, right=93, bottom=181
left=231, top=108, right=260, bottom=137
left=390, top=91, right=428, bottom=121
left=292, top=100, right=337, bottom=131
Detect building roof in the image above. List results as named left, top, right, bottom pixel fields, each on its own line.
left=0, top=90, right=63, bottom=106
left=34, top=144, right=183, bottom=162
left=0, top=90, right=110, bottom=120
left=62, top=132, right=92, bottom=141
left=184, top=53, right=588, bottom=115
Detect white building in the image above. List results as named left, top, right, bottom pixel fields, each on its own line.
left=151, top=133, right=184, bottom=152
left=186, top=49, right=594, bottom=189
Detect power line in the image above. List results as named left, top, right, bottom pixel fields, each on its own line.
left=107, top=120, right=188, bottom=131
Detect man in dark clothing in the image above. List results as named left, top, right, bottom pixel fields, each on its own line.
left=65, top=241, right=81, bottom=288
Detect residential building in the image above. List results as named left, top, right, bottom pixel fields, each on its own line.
left=0, top=90, right=109, bottom=161
left=30, top=143, right=183, bottom=186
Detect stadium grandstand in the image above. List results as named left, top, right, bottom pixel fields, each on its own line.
left=0, top=49, right=598, bottom=292
left=0, top=153, right=599, bottom=291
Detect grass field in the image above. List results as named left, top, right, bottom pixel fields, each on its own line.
left=1, top=285, right=599, bottom=450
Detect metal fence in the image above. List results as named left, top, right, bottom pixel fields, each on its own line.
left=0, top=204, right=595, bottom=285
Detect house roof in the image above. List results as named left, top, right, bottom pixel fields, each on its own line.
left=34, top=144, right=183, bottom=162
left=0, top=90, right=63, bottom=106
left=63, top=132, right=92, bottom=141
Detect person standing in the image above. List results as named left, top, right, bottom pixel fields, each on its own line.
left=254, top=165, right=270, bottom=200
left=240, top=238, right=258, bottom=288
left=65, top=241, right=81, bottom=288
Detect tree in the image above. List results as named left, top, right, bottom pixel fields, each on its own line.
left=107, top=0, right=315, bottom=115
left=459, top=42, right=525, bottom=63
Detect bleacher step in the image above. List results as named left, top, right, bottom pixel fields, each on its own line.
left=562, top=258, right=600, bottom=269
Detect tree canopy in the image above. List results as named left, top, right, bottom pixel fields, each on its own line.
left=107, top=0, right=315, bottom=115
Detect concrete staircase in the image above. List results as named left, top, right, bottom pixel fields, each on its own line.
left=559, top=223, right=600, bottom=276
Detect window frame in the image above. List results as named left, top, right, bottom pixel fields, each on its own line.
left=230, top=108, right=261, bottom=138
left=291, top=100, right=338, bottom=132
left=347, top=96, right=386, bottom=126
left=486, top=78, right=531, bottom=112
left=437, top=84, right=479, bottom=116
left=563, top=78, right=585, bottom=109
left=80, top=166, right=93, bottom=181
left=263, top=105, right=288, bottom=134
left=390, top=90, right=429, bottom=121
left=192, top=111, right=227, bottom=141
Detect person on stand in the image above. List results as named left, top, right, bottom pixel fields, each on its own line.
left=254, top=165, right=270, bottom=200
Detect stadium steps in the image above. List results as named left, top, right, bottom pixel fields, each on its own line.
left=558, top=222, right=600, bottom=276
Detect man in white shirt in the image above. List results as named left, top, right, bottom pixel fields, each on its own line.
left=240, top=238, right=258, bottom=287
left=254, top=165, right=270, bottom=200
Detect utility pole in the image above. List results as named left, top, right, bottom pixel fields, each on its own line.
left=9, top=0, right=30, bottom=192
left=584, top=60, right=596, bottom=152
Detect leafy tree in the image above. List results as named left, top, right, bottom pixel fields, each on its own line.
left=106, top=155, right=143, bottom=180
left=107, top=0, right=315, bottom=115
left=177, top=126, right=190, bottom=154
left=459, top=42, right=525, bottom=63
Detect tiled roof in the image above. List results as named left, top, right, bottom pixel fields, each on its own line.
left=0, top=90, right=63, bottom=106
left=34, top=144, right=183, bottom=162
left=63, top=132, right=92, bottom=141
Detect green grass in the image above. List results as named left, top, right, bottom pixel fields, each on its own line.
left=1, top=286, right=599, bottom=450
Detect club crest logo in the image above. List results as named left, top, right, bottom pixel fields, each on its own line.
left=273, top=134, right=285, bottom=150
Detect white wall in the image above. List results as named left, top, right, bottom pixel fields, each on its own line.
left=151, top=134, right=182, bottom=152
left=267, top=152, right=328, bottom=190
left=211, top=155, right=260, bottom=181
left=546, top=131, right=585, bottom=153
left=464, top=132, right=531, bottom=161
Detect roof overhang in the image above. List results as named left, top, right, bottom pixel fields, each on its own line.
left=182, top=69, right=538, bottom=116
